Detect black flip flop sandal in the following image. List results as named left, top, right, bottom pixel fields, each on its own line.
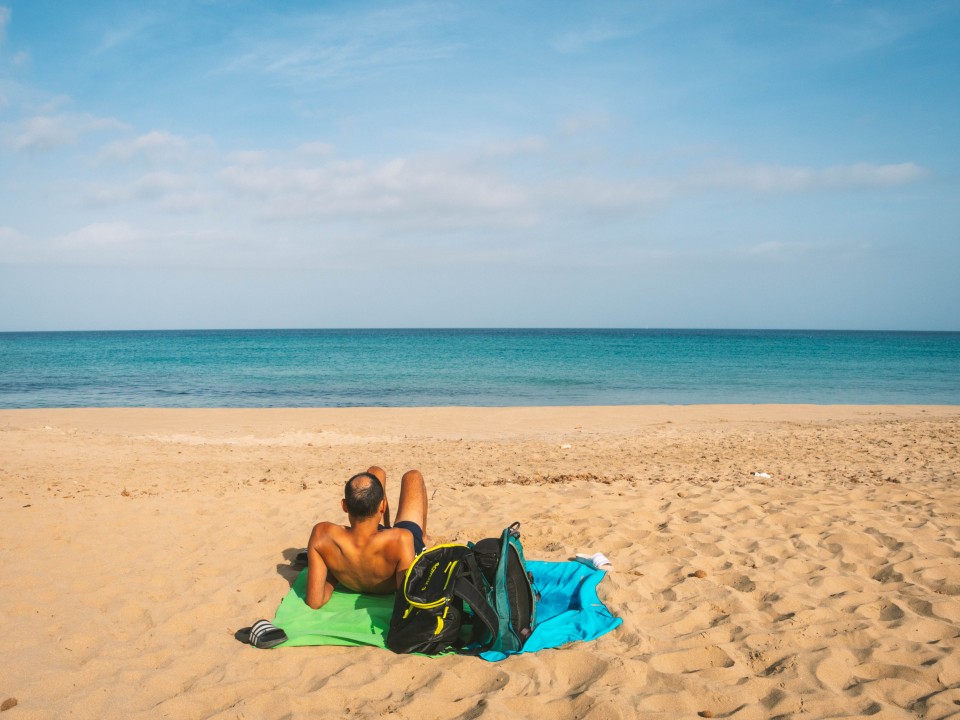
left=236, top=619, right=288, bottom=649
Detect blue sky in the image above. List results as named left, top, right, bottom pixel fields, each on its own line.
left=1, top=0, right=958, bottom=330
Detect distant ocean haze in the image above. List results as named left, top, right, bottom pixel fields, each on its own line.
left=1, top=329, right=958, bottom=407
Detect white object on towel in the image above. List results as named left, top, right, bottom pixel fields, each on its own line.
left=574, top=552, right=613, bottom=571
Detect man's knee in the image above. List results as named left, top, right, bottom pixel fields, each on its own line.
left=401, top=469, right=424, bottom=486
left=366, top=466, right=386, bottom=482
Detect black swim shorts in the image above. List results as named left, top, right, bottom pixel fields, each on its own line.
left=392, top=520, right=426, bottom=554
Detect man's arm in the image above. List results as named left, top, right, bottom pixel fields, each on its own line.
left=305, top=523, right=337, bottom=610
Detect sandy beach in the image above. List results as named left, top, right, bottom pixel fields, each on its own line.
left=2, top=405, right=959, bottom=719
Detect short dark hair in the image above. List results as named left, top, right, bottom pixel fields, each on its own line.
left=344, top=472, right=385, bottom=518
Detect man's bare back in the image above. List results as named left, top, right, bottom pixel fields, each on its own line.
left=305, top=467, right=429, bottom=610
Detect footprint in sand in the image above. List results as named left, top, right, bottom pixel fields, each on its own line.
left=896, top=616, right=958, bottom=643
left=853, top=600, right=905, bottom=622
left=722, top=574, right=757, bottom=593
left=852, top=661, right=929, bottom=685
left=810, top=574, right=866, bottom=596
left=871, top=564, right=905, bottom=584
left=810, top=648, right=858, bottom=693
left=649, top=645, right=734, bottom=674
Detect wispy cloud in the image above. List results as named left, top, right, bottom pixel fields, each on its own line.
left=100, top=130, right=208, bottom=164
left=83, top=170, right=217, bottom=214
left=480, top=135, right=547, bottom=159
left=0, top=224, right=31, bottom=264
left=216, top=3, right=460, bottom=84
left=805, top=5, right=950, bottom=62
left=216, top=154, right=532, bottom=227
left=5, top=113, right=127, bottom=152
left=690, top=162, right=927, bottom=193
left=0, top=6, right=10, bottom=48
left=552, top=22, right=640, bottom=54
left=296, top=141, right=335, bottom=158
left=736, top=240, right=815, bottom=262
left=559, top=113, right=612, bottom=137
left=0, top=224, right=23, bottom=243
left=543, top=176, right=675, bottom=213
left=212, top=146, right=928, bottom=233
left=59, top=221, right=140, bottom=248
left=95, top=12, right=159, bottom=54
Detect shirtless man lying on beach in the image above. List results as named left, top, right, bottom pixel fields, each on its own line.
left=304, top=466, right=429, bottom=610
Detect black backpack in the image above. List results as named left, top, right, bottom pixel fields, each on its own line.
left=386, top=522, right=538, bottom=655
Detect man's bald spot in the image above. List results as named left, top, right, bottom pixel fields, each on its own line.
left=344, top=472, right=385, bottom=518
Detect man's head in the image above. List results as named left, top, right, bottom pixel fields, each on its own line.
left=343, top=471, right=385, bottom=519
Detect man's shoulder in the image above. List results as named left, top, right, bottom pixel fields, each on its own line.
left=378, top=526, right=409, bottom=541
left=378, top=527, right=416, bottom=561
left=310, top=521, right=346, bottom=541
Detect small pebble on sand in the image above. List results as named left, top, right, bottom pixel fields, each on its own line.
left=1, top=698, right=18, bottom=712
left=690, top=570, right=707, bottom=578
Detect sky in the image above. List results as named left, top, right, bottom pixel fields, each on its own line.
left=1, top=0, right=958, bottom=331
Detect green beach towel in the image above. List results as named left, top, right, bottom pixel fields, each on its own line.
left=273, top=569, right=393, bottom=649
left=271, top=560, right=621, bottom=660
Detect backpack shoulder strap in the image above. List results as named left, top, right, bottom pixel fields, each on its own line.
left=451, top=552, right=499, bottom=650
left=401, top=543, right=470, bottom=607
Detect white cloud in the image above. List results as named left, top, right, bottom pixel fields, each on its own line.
left=95, top=13, right=159, bottom=54
left=543, top=176, right=675, bottom=212
left=225, top=150, right=268, bottom=165
left=559, top=113, right=612, bottom=137
left=481, top=135, right=547, bottom=158
left=0, top=7, right=10, bottom=48
left=0, top=225, right=23, bottom=242
left=134, top=171, right=185, bottom=198
left=158, top=192, right=217, bottom=214
left=737, top=240, right=813, bottom=260
left=217, top=154, right=532, bottom=226
left=83, top=171, right=216, bottom=213
left=0, top=225, right=32, bottom=264
left=12, top=50, right=29, bottom=67
left=212, top=145, right=927, bottom=238
left=819, top=162, right=927, bottom=188
left=690, top=162, right=927, bottom=193
left=5, top=113, right=127, bottom=152
left=216, top=4, right=459, bottom=84
left=552, top=23, right=639, bottom=54
left=59, top=221, right=141, bottom=248
left=296, top=141, right=335, bottom=157
left=1, top=221, right=149, bottom=267
left=2, top=220, right=248, bottom=269
left=100, top=130, right=196, bottom=163
left=33, top=95, right=73, bottom=114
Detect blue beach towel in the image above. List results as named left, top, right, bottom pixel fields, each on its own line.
left=271, top=560, right=621, bottom=661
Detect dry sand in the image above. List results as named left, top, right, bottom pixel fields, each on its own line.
left=2, top=405, right=959, bottom=719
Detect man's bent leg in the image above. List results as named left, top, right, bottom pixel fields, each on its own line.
left=394, top=469, right=428, bottom=546
left=366, top=465, right=389, bottom=527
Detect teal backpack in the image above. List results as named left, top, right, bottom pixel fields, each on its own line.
left=387, top=522, right=539, bottom=655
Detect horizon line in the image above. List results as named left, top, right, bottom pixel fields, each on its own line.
left=2, top=326, right=959, bottom=335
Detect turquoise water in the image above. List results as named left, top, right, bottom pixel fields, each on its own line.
left=1, top=329, right=958, bottom=407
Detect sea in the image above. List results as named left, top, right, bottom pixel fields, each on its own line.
left=1, top=329, right=959, bottom=408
